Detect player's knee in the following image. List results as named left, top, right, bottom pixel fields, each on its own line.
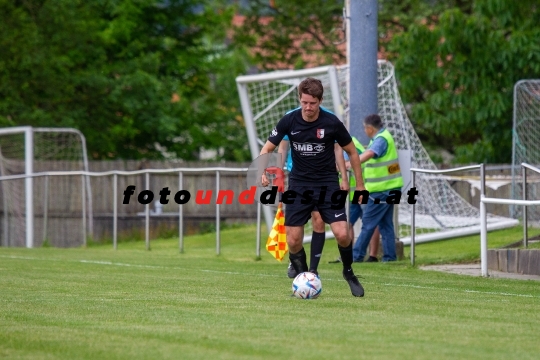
left=287, top=235, right=301, bottom=243
left=334, top=228, right=349, bottom=243
left=312, top=219, right=325, bottom=233
left=286, top=234, right=303, bottom=249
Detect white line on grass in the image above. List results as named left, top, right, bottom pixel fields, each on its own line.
left=379, top=282, right=535, bottom=298
left=1, top=255, right=537, bottom=299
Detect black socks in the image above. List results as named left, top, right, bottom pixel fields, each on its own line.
left=338, top=242, right=354, bottom=271
left=289, top=247, right=308, bottom=274
left=309, top=231, right=325, bottom=272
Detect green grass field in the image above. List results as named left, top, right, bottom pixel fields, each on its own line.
left=1, top=225, right=540, bottom=359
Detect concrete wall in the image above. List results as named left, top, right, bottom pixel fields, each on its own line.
left=488, top=249, right=540, bottom=276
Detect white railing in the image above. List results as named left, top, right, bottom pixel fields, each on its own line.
left=410, top=164, right=485, bottom=267
left=412, top=162, right=540, bottom=277
left=480, top=163, right=540, bottom=276
left=0, top=167, right=265, bottom=257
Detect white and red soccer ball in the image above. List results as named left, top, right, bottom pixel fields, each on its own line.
left=292, top=272, right=322, bottom=299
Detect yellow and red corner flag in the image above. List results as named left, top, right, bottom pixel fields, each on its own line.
left=266, top=203, right=288, bottom=261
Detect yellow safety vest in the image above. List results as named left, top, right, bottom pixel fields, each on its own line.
left=364, top=129, right=403, bottom=192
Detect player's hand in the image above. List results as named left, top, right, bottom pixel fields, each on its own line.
left=261, top=172, right=269, bottom=187
left=355, top=184, right=366, bottom=204
left=340, top=179, right=349, bottom=191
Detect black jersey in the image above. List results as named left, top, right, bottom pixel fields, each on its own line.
left=267, top=108, right=352, bottom=185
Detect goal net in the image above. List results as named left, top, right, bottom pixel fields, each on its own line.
left=237, top=60, right=517, bottom=244
left=0, top=127, right=91, bottom=247
left=512, top=80, right=540, bottom=223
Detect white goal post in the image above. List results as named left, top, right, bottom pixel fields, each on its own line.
left=0, top=126, right=92, bottom=248
left=511, top=79, right=540, bottom=223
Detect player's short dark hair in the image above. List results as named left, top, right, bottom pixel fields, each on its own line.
left=363, top=114, right=383, bottom=130
left=298, top=77, right=323, bottom=100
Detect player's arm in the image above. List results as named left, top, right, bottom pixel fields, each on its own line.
left=260, top=116, right=289, bottom=186
left=334, top=143, right=349, bottom=191
left=278, top=140, right=289, bottom=169
left=260, top=140, right=277, bottom=155
left=259, top=141, right=278, bottom=187
left=261, top=117, right=287, bottom=156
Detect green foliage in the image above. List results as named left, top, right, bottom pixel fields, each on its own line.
left=233, top=1, right=473, bottom=69
left=389, top=0, right=540, bottom=163
left=378, top=0, right=473, bottom=50
left=0, top=0, right=251, bottom=161
left=234, top=0, right=540, bottom=164
left=233, top=0, right=345, bottom=70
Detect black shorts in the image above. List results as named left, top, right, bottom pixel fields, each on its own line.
left=283, top=184, right=348, bottom=226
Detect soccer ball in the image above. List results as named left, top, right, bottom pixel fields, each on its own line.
left=292, top=272, right=322, bottom=299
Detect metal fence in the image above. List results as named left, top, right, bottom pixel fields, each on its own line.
left=0, top=166, right=265, bottom=256
left=481, top=163, right=540, bottom=276
left=411, top=163, right=540, bottom=277
left=4, top=161, right=539, bottom=268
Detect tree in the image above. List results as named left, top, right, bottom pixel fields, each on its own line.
left=233, top=0, right=472, bottom=69
left=236, top=1, right=540, bottom=163
left=390, top=0, right=540, bottom=163
left=0, top=0, right=251, bottom=160
left=233, top=0, right=345, bottom=70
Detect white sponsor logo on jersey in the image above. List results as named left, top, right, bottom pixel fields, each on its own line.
left=270, top=128, right=278, bottom=137
left=292, top=142, right=325, bottom=156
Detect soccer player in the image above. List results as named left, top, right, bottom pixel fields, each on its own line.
left=260, top=77, right=366, bottom=297
left=279, top=133, right=348, bottom=278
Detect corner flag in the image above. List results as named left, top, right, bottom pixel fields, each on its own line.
left=266, top=203, right=287, bottom=261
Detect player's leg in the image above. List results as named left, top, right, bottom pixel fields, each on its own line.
left=366, top=227, right=381, bottom=262
left=308, top=210, right=325, bottom=274
left=328, top=220, right=364, bottom=297
left=286, top=225, right=308, bottom=274
left=317, top=187, right=364, bottom=297
left=284, top=186, right=314, bottom=275
left=348, top=203, right=362, bottom=244
left=328, top=203, right=361, bottom=264
left=328, top=221, right=355, bottom=277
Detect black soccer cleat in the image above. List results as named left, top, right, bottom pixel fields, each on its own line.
left=287, top=262, right=298, bottom=279
left=308, top=269, right=319, bottom=277
left=343, top=268, right=364, bottom=297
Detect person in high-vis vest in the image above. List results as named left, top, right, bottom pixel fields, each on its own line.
left=353, top=114, right=403, bottom=262
left=346, top=137, right=382, bottom=262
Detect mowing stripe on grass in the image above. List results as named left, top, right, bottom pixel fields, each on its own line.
left=2, top=254, right=537, bottom=299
